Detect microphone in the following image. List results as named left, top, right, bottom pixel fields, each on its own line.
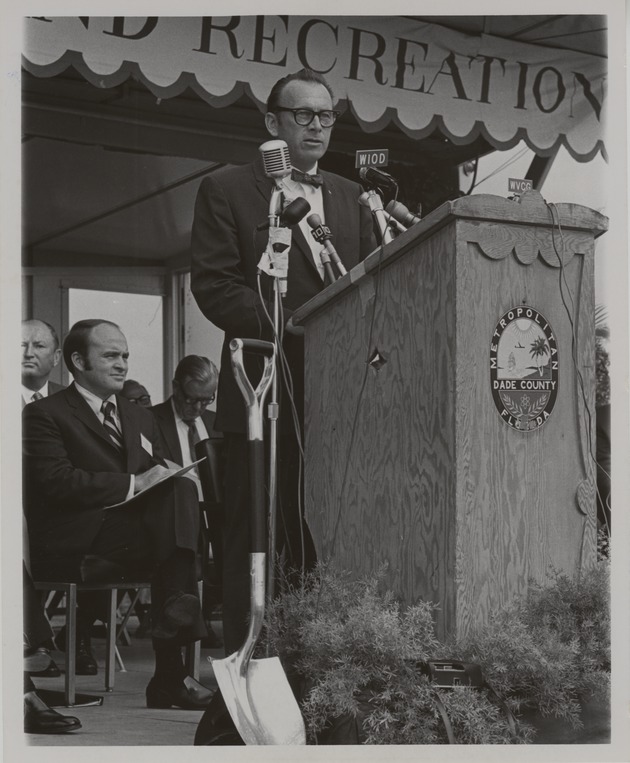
left=258, top=140, right=294, bottom=296
left=358, top=191, right=395, bottom=245
left=386, top=200, right=421, bottom=227
left=281, top=197, right=311, bottom=226
left=359, top=166, right=398, bottom=192
left=256, top=197, right=311, bottom=232
left=260, top=139, right=292, bottom=181
left=259, top=139, right=292, bottom=220
left=307, top=214, right=347, bottom=278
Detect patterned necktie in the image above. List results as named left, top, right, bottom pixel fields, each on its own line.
left=31, top=391, right=43, bottom=402
left=101, top=401, right=124, bottom=450
left=185, top=419, right=200, bottom=465
left=291, top=169, right=323, bottom=187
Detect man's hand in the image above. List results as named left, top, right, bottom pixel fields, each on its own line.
left=134, top=465, right=175, bottom=493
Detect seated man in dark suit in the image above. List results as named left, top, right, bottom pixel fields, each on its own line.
left=23, top=319, right=213, bottom=710
left=21, top=319, right=64, bottom=405
left=151, top=356, right=224, bottom=646
left=22, top=318, right=65, bottom=678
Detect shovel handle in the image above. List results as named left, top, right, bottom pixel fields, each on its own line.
left=229, top=338, right=276, bottom=555
left=231, top=338, right=275, bottom=358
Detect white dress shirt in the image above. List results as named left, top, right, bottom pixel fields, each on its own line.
left=74, top=381, right=134, bottom=499
left=280, top=167, right=326, bottom=280
left=22, top=381, right=50, bottom=405
left=171, top=398, right=209, bottom=500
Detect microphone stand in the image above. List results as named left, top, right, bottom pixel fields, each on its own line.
left=361, top=189, right=396, bottom=245
left=263, top=186, right=284, bottom=611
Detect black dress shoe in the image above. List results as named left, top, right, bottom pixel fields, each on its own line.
left=25, top=647, right=61, bottom=677
left=28, top=660, right=62, bottom=678
left=152, top=592, right=201, bottom=640
left=146, top=675, right=214, bottom=710
left=55, top=627, right=98, bottom=676
left=24, top=695, right=82, bottom=734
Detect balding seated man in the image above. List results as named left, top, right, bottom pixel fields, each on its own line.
left=23, top=319, right=214, bottom=709
left=22, top=319, right=64, bottom=406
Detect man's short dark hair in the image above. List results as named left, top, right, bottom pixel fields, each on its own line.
left=22, top=319, right=60, bottom=350
left=267, top=68, right=335, bottom=113
left=174, top=355, right=218, bottom=388
left=63, top=319, right=120, bottom=375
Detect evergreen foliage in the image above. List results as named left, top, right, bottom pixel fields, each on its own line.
left=263, top=561, right=610, bottom=744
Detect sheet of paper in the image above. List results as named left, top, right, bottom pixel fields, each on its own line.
left=104, top=457, right=206, bottom=509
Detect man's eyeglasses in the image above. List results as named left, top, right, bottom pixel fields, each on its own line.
left=182, top=394, right=215, bottom=407
left=128, top=395, right=151, bottom=406
left=274, top=107, right=340, bottom=128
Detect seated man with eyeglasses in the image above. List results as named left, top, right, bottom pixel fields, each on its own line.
left=191, top=68, right=376, bottom=655
left=151, top=356, right=224, bottom=647
left=121, top=379, right=153, bottom=408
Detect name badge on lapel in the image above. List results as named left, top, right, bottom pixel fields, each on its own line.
left=140, top=433, right=153, bottom=456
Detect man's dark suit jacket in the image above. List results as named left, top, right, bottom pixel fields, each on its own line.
left=23, top=383, right=165, bottom=565
left=191, top=157, right=376, bottom=434
left=151, top=398, right=220, bottom=466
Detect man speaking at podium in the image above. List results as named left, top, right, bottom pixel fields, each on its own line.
left=191, top=68, right=375, bottom=654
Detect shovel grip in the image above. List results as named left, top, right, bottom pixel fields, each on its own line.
left=230, top=338, right=275, bottom=358
left=249, top=439, right=266, bottom=553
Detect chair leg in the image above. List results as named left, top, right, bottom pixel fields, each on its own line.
left=184, top=581, right=203, bottom=680
left=66, top=584, right=77, bottom=706
left=116, top=588, right=143, bottom=645
left=104, top=589, right=117, bottom=692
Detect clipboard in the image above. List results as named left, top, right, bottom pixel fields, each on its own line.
left=105, top=457, right=206, bottom=509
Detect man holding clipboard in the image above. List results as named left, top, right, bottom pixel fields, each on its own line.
left=23, top=319, right=214, bottom=710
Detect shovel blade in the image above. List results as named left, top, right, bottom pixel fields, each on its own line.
left=213, top=655, right=305, bottom=745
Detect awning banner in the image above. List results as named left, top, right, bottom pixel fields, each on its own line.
left=23, top=16, right=607, bottom=161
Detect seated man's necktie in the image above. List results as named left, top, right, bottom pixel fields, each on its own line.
left=185, top=419, right=200, bottom=464
left=31, top=392, right=43, bottom=402
left=101, top=401, right=124, bottom=450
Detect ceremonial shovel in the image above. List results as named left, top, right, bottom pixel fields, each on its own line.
left=210, top=338, right=306, bottom=745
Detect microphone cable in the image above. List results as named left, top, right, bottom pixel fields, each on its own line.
left=546, top=201, right=610, bottom=551
left=256, top=272, right=308, bottom=579
left=315, top=235, right=389, bottom=613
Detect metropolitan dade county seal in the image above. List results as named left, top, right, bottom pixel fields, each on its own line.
left=490, top=306, right=558, bottom=431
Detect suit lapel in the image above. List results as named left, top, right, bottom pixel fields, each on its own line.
left=321, top=170, right=340, bottom=247
left=116, top=395, right=140, bottom=468
left=65, top=384, right=116, bottom=449
left=155, top=401, right=183, bottom=464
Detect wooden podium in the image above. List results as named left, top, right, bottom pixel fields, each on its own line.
left=292, top=191, right=608, bottom=641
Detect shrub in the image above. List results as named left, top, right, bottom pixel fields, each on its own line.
left=263, top=562, right=609, bottom=743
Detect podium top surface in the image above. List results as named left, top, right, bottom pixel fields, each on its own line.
left=293, top=190, right=608, bottom=326
left=434, top=190, right=608, bottom=234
